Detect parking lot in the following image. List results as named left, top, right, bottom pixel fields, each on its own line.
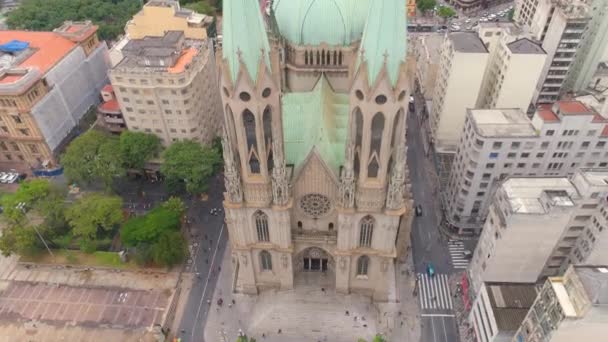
left=0, top=281, right=169, bottom=328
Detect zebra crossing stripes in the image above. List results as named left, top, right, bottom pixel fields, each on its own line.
left=448, top=240, right=470, bottom=269
left=417, top=273, right=453, bottom=310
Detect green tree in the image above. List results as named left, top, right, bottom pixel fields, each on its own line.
left=0, top=223, right=41, bottom=257
left=150, top=230, right=186, bottom=266
left=183, top=0, right=216, bottom=15
left=121, top=207, right=180, bottom=247
left=161, top=197, right=186, bottom=216
left=161, top=141, right=221, bottom=195
left=119, top=131, right=161, bottom=170
left=417, top=0, right=437, bottom=13
left=6, top=0, right=141, bottom=41
left=66, top=193, right=123, bottom=251
left=61, top=130, right=124, bottom=190
left=437, top=6, right=456, bottom=19
left=508, top=8, right=515, bottom=21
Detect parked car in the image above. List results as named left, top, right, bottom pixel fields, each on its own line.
left=463, top=250, right=473, bottom=259
left=6, top=173, right=19, bottom=184
left=0, top=173, right=10, bottom=183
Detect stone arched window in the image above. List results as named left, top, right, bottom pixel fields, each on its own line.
left=263, top=106, right=273, bottom=170
left=305, top=50, right=309, bottom=65
left=333, top=50, right=338, bottom=65
left=243, top=109, right=259, bottom=174
left=254, top=210, right=269, bottom=242
left=353, top=108, right=363, bottom=175
left=339, top=51, right=343, bottom=65
left=357, top=255, right=369, bottom=276
left=359, top=215, right=374, bottom=247
left=316, top=50, right=320, bottom=65
left=260, top=250, right=272, bottom=271
left=368, top=112, right=385, bottom=178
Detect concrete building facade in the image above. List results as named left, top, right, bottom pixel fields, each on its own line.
left=512, top=265, right=608, bottom=342
left=468, top=169, right=608, bottom=293
left=430, top=32, right=488, bottom=153
left=109, top=31, right=221, bottom=146
left=445, top=101, right=608, bottom=232
left=412, top=33, right=444, bottom=100
left=0, top=21, right=109, bottom=171
left=96, top=85, right=126, bottom=134
left=217, top=0, right=413, bottom=301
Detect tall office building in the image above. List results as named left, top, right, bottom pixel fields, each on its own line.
left=468, top=169, right=608, bottom=293
left=445, top=101, right=608, bottom=232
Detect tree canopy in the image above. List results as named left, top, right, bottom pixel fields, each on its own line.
left=417, top=0, right=437, bottom=13
left=6, top=0, right=141, bottom=41
left=119, top=131, right=161, bottom=170
left=161, top=140, right=221, bottom=195
left=437, top=6, right=456, bottom=18
left=66, top=193, right=123, bottom=248
left=61, top=130, right=124, bottom=190
left=182, top=0, right=216, bottom=15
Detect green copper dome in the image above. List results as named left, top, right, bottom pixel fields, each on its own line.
left=272, top=0, right=370, bottom=46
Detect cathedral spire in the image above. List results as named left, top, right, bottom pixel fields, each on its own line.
left=357, top=0, right=407, bottom=87
left=222, top=0, right=271, bottom=83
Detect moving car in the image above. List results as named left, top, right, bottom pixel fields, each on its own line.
left=415, top=205, right=423, bottom=217
left=463, top=250, right=473, bottom=259
left=426, top=263, right=435, bottom=277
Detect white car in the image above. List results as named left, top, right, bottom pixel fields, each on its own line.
left=465, top=19, right=471, bottom=23
left=0, top=173, right=9, bottom=183
left=5, top=173, right=18, bottom=184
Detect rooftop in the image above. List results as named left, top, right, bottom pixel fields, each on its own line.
left=507, top=38, right=545, bottom=54
left=53, top=21, right=98, bottom=43
left=574, top=265, right=608, bottom=306
left=98, top=99, right=121, bottom=113
left=449, top=32, right=488, bottom=54
left=484, top=283, right=538, bottom=332
left=575, top=168, right=608, bottom=187
left=419, top=33, right=445, bottom=65
left=535, top=101, right=600, bottom=123
left=0, top=31, right=77, bottom=87
left=501, top=177, right=578, bottom=214
left=470, top=108, right=537, bottom=137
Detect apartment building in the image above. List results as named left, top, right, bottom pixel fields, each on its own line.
left=430, top=32, right=488, bottom=153
left=469, top=282, right=538, bottom=342
left=445, top=101, right=608, bottom=232
left=109, top=31, right=221, bottom=146
left=450, top=0, right=512, bottom=13
left=468, top=169, right=608, bottom=293
left=96, top=85, right=126, bottom=135
left=512, top=265, right=608, bottom=342
left=412, top=33, right=444, bottom=100
left=0, top=21, right=109, bottom=171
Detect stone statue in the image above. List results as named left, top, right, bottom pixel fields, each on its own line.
left=339, top=143, right=356, bottom=209
left=222, top=129, right=243, bottom=203
left=271, top=139, right=289, bottom=206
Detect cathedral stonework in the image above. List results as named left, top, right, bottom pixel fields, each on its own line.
left=219, top=0, right=412, bottom=301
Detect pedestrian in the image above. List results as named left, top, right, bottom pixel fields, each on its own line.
left=232, top=299, right=236, bottom=305
left=321, top=287, right=325, bottom=293
left=262, top=333, right=265, bottom=338
left=218, top=266, right=221, bottom=272
left=206, top=259, right=209, bottom=264
left=401, top=321, right=404, bottom=327
left=278, top=329, right=282, bottom=334
left=345, top=310, right=349, bottom=316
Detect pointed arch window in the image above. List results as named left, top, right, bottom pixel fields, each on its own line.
left=370, top=112, right=385, bottom=156
left=263, top=106, right=273, bottom=170
left=357, top=255, right=370, bottom=276
left=254, top=210, right=270, bottom=242
left=359, top=215, right=375, bottom=247
left=333, top=51, right=338, bottom=65
left=354, top=108, right=363, bottom=149
left=316, top=51, right=320, bottom=65
left=260, top=250, right=272, bottom=271
left=391, top=110, right=404, bottom=151
left=339, top=51, right=343, bottom=65
left=249, top=153, right=260, bottom=174
left=305, top=50, right=309, bottom=65
left=368, top=156, right=380, bottom=178
left=243, top=109, right=257, bottom=151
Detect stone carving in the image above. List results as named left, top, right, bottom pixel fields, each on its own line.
left=271, top=139, right=290, bottom=206
left=240, top=253, right=248, bottom=266
left=281, top=254, right=289, bottom=268
left=339, top=257, right=347, bottom=272
left=222, top=129, right=243, bottom=203
left=339, top=143, right=356, bottom=209
left=381, top=260, right=389, bottom=273
left=386, top=143, right=408, bottom=210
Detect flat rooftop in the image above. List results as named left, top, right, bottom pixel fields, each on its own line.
left=502, top=177, right=578, bottom=214
left=470, top=108, right=537, bottom=137
left=574, top=266, right=608, bottom=306
left=576, top=168, right=608, bottom=187
left=484, top=283, right=538, bottom=332
left=449, top=32, right=488, bottom=53
left=421, top=33, right=445, bottom=64
left=507, top=38, right=545, bottom=54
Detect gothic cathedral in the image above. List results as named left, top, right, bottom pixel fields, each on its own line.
left=217, top=0, right=413, bottom=301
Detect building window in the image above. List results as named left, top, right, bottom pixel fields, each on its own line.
left=511, top=142, right=520, bottom=149
left=485, top=163, right=495, bottom=169
left=536, top=153, right=545, bottom=158
left=359, top=215, right=374, bottom=247
left=12, top=115, right=22, bottom=124
left=596, top=141, right=606, bottom=148
left=521, top=153, right=529, bottom=158
left=489, top=152, right=499, bottom=159
left=546, top=130, right=555, bottom=136
left=19, top=128, right=29, bottom=136
left=260, top=250, right=272, bottom=271
left=254, top=210, right=269, bottom=242
left=493, top=142, right=502, bottom=149
left=356, top=255, right=369, bottom=276
left=28, top=144, right=39, bottom=153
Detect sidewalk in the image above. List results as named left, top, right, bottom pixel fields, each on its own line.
left=448, top=272, right=475, bottom=342
left=384, top=252, right=421, bottom=342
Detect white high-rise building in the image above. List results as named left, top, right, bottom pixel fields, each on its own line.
left=468, top=169, right=608, bottom=293
left=445, top=101, right=608, bottom=233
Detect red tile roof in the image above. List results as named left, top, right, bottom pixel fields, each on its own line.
left=538, top=108, right=559, bottom=122
left=98, top=99, right=121, bottom=113
left=102, top=84, right=113, bottom=93
left=0, top=31, right=76, bottom=84
left=592, top=113, right=608, bottom=123
left=602, top=125, right=608, bottom=137
left=557, top=101, right=590, bottom=115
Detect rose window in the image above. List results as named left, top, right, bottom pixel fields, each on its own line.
left=299, top=193, right=331, bottom=218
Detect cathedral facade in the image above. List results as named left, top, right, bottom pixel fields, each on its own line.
left=218, top=0, right=413, bottom=301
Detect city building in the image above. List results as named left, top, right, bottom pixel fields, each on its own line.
left=450, top=0, right=512, bottom=13
left=512, top=265, right=608, bottom=342
left=469, top=282, right=538, bottom=342
left=125, top=0, right=213, bottom=40
left=0, top=21, right=109, bottom=171
left=445, top=101, right=608, bottom=232
left=412, top=33, right=444, bottom=100
left=468, top=169, right=608, bottom=293
left=96, top=85, right=125, bottom=134
left=109, top=31, right=222, bottom=146
left=514, top=0, right=592, bottom=104
left=218, top=0, right=413, bottom=300
left=430, top=32, right=488, bottom=153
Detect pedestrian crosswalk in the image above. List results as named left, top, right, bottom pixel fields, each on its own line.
left=417, top=273, right=453, bottom=310
left=448, top=240, right=470, bottom=269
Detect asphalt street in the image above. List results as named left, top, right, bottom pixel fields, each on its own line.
left=407, top=89, right=459, bottom=342
left=177, top=174, right=228, bottom=342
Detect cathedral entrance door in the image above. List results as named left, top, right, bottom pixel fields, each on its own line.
left=303, top=257, right=328, bottom=272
